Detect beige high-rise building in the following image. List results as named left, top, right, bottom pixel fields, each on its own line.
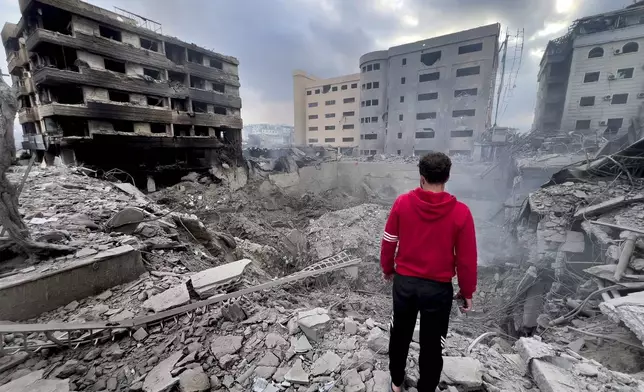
left=293, top=70, right=360, bottom=153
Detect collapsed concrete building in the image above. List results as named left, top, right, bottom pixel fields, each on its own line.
left=1, top=0, right=243, bottom=185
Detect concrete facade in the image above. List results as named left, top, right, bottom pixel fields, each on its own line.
left=293, top=71, right=360, bottom=153
left=358, top=24, right=500, bottom=156
left=532, top=38, right=572, bottom=133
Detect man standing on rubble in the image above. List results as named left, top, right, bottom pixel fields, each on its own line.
left=381, top=152, right=477, bottom=392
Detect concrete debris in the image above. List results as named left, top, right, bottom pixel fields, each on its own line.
left=297, top=308, right=331, bottom=342
left=0, top=370, right=69, bottom=392
left=142, top=351, right=183, bottom=392
left=189, top=259, right=252, bottom=298
left=311, top=351, right=342, bottom=376
left=295, top=335, right=313, bottom=353
left=599, top=291, right=644, bottom=345
left=284, top=359, right=309, bottom=384
left=210, top=335, right=243, bottom=359
left=106, top=207, right=147, bottom=234
left=142, top=284, right=191, bottom=313
left=178, top=367, right=210, bottom=392
left=342, top=369, right=366, bottom=392
left=366, top=328, right=389, bottom=354
left=440, top=357, right=483, bottom=389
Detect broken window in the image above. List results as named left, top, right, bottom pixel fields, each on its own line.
left=343, top=111, right=355, bottom=116
left=341, top=85, right=348, bottom=90
left=351, top=83, right=357, bottom=89
left=315, top=89, right=320, bottom=94
left=458, top=43, right=483, bottom=54
left=343, top=137, right=354, bottom=142
left=40, top=5, right=72, bottom=35
left=190, top=75, right=207, bottom=89
left=143, top=68, right=162, bottom=80
left=188, top=49, right=204, bottom=64
left=417, top=112, right=437, bottom=120
left=325, top=125, right=335, bottom=130
left=420, top=51, right=441, bottom=66
left=399, top=114, right=403, bottom=121
left=418, top=92, right=438, bottom=101
left=371, top=116, right=378, bottom=123
left=373, top=82, right=380, bottom=88
left=362, top=66, right=366, bottom=73
left=606, top=118, right=623, bottom=131
left=104, top=58, right=126, bottom=74
left=150, top=123, right=166, bottom=134
left=111, top=119, right=134, bottom=133
left=140, top=37, right=159, bottom=52
left=168, top=71, right=186, bottom=85
left=623, top=42, right=639, bottom=53
left=210, top=58, right=223, bottom=69
left=99, top=25, right=122, bottom=42
left=308, top=114, right=318, bottom=119
left=611, top=93, right=628, bottom=104
left=50, top=85, right=83, bottom=104
left=343, top=98, right=355, bottom=104
left=325, top=138, right=335, bottom=143
left=53, top=116, right=88, bottom=137
left=588, top=47, right=604, bottom=58
left=171, top=98, right=188, bottom=111
left=307, top=91, right=312, bottom=96
left=366, top=100, right=371, bottom=107
left=361, top=101, right=365, bottom=107
left=618, top=68, right=634, bottom=79
left=397, top=133, right=402, bottom=139
left=402, top=58, right=407, bottom=66
left=174, top=124, right=191, bottom=136
left=323, top=85, right=331, bottom=93
left=364, top=117, right=370, bottom=123
left=147, top=95, right=165, bottom=107
left=325, top=113, right=336, bottom=118
left=575, top=120, right=591, bottom=130
left=309, top=102, right=318, bottom=108
left=165, top=43, right=186, bottom=65
left=456, top=66, right=480, bottom=77
left=450, top=130, right=473, bottom=137
left=401, top=77, right=406, bottom=84
left=364, top=134, right=377, bottom=140
left=579, top=96, right=595, bottom=106
left=343, top=124, right=354, bottom=130
left=361, top=118, right=364, bottom=123
left=309, top=127, right=318, bottom=131
left=374, top=63, right=380, bottom=70
left=366, top=82, right=372, bottom=89
left=194, top=126, right=209, bottom=136
left=454, top=88, right=477, bottom=97
left=108, top=90, right=129, bottom=103
left=416, top=130, right=435, bottom=138
left=309, top=138, right=318, bottom=143
left=210, top=82, right=225, bottom=93
left=19, top=96, right=32, bottom=108
left=214, top=106, right=227, bottom=115
left=419, top=72, right=440, bottom=82
left=452, top=109, right=476, bottom=117
left=332, top=86, right=338, bottom=92
left=362, top=84, right=365, bottom=90
left=192, top=101, right=208, bottom=113
left=325, top=100, right=336, bottom=105
left=36, top=43, right=78, bottom=71
left=584, top=72, right=600, bottom=82
left=367, top=65, right=373, bottom=71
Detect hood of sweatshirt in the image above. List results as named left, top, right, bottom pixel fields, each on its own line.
left=410, top=187, right=457, bottom=221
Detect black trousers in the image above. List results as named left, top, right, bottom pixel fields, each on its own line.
left=389, top=274, right=453, bottom=392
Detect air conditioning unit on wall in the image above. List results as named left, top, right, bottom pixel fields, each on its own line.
left=608, top=74, right=616, bottom=80
left=599, top=120, right=607, bottom=126
left=603, top=95, right=612, bottom=101
left=637, top=92, right=644, bottom=99
left=614, top=49, right=622, bottom=55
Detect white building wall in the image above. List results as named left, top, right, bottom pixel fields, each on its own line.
left=561, top=25, right=644, bottom=133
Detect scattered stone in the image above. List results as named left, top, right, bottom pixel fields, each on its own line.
left=142, top=351, right=183, bottom=392
left=367, top=328, right=389, bottom=354
left=97, top=290, right=114, bottom=300
left=337, top=337, right=357, bottom=351
left=342, top=369, right=366, bottom=392
left=210, top=335, right=243, bottom=359
left=297, top=308, right=331, bottom=342
left=258, top=352, right=280, bottom=368
left=365, top=319, right=375, bottom=329
left=64, top=300, right=79, bottom=311
left=440, top=357, right=483, bottom=389
left=133, top=327, right=149, bottom=342
left=265, top=333, right=289, bottom=349
left=0, top=370, right=70, bottom=392
left=107, top=377, right=118, bottom=391
left=84, top=348, right=102, bottom=361
left=142, top=284, right=190, bottom=313
left=344, top=318, right=358, bottom=335
left=371, top=371, right=389, bottom=392
left=222, top=374, right=235, bottom=388
left=76, top=247, right=98, bottom=258
left=130, top=381, right=144, bottom=391
left=311, top=351, right=342, bottom=376
left=53, top=359, right=87, bottom=378
left=106, top=207, right=147, bottom=234
left=295, top=335, right=313, bottom=353
left=179, top=367, right=210, bottom=392
left=567, top=338, right=585, bottom=353
left=222, top=303, right=247, bottom=322
left=576, top=363, right=599, bottom=377
left=190, top=259, right=252, bottom=299
left=284, top=359, right=309, bottom=385
left=209, top=375, right=221, bottom=389
left=219, top=354, right=238, bottom=369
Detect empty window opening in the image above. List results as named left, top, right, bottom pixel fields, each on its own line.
left=618, top=68, right=634, bottom=79
left=343, top=111, right=355, bottom=116
left=315, top=89, right=320, bottom=94
left=371, top=116, right=378, bottom=123
left=343, top=137, right=354, bottom=142
left=420, top=51, right=441, bottom=66
left=36, top=43, right=78, bottom=71
left=143, top=68, right=162, bottom=80
left=211, top=82, right=225, bottom=93
left=456, top=66, right=480, bottom=77
left=140, top=37, right=159, bottom=52
left=49, top=86, right=83, bottom=104
left=450, top=130, right=474, bottom=137
left=165, top=43, right=185, bottom=65
left=210, top=58, right=223, bottom=69
left=367, top=65, right=373, bottom=71
left=194, top=126, right=209, bottom=136
left=419, top=72, right=440, bottom=82
left=147, top=95, right=165, bottom=107
left=188, top=49, right=204, bottom=64
left=344, top=97, right=355, bottom=103
left=417, top=112, right=437, bottom=120
left=373, top=82, right=380, bottom=88
left=584, top=72, right=600, bottom=83
left=374, top=63, right=380, bottom=70
left=418, top=92, right=438, bottom=101
left=453, top=109, right=476, bottom=117
left=19, top=96, right=32, bottom=108
left=416, top=131, right=435, bottom=138
left=402, top=58, right=407, bottom=66
left=580, top=96, right=595, bottom=106
left=168, top=71, right=186, bottom=85
left=111, top=119, right=134, bottom=133
left=588, top=47, right=604, bottom=58
left=190, top=75, right=207, bottom=89
left=326, top=100, right=336, bottom=105
left=54, top=116, right=88, bottom=137
left=40, top=5, right=72, bottom=35
left=397, top=133, right=402, bottom=139
left=364, top=134, right=377, bottom=140
left=366, top=101, right=371, bottom=107
left=361, top=118, right=365, bottom=123
left=612, top=93, right=628, bottom=104
left=575, top=120, right=591, bottom=130
left=351, top=83, right=358, bottom=88
left=458, top=43, right=483, bottom=54
left=307, top=91, right=312, bottom=96
left=401, top=77, right=406, bottom=84
left=623, top=42, right=639, bottom=53
left=325, top=138, right=335, bottom=143
left=325, top=126, right=335, bottom=130
left=308, top=114, right=318, bottom=119
left=341, top=85, right=348, bottom=90
left=99, top=25, right=122, bottom=42
left=214, top=106, right=227, bottom=115
left=343, top=124, right=354, bottom=130
left=309, top=102, right=318, bottom=108
left=325, top=113, right=336, bottom=118
left=150, top=123, right=167, bottom=134
left=171, top=98, right=188, bottom=111
left=309, top=127, right=318, bottom=131
left=454, top=88, right=477, bottom=97
left=108, top=90, right=129, bottom=103
left=397, top=150, right=401, bottom=155
left=399, top=114, right=404, bottom=121
left=332, top=86, right=338, bottom=92
left=192, top=101, right=208, bottom=113
left=323, top=85, right=331, bottom=94
left=366, top=82, right=372, bottom=89
left=174, top=124, right=191, bottom=136
left=104, top=58, right=126, bottom=74
left=400, top=96, right=405, bottom=103
left=606, top=118, right=623, bottom=132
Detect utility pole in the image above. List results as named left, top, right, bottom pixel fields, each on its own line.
left=494, top=28, right=509, bottom=127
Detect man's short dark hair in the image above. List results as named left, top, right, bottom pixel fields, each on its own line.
left=418, top=152, right=451, bottom=184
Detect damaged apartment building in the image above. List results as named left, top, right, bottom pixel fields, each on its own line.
left=1, top=0, right=242, bottom=184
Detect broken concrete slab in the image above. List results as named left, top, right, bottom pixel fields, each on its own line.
left=106, top=207, right=147, bottom=234
left=0, top=370, right=69, bottom=392
left=143, top=351, right=183, bottom=392
left=210, top=335, right=243, bottom=359
left=367, top=327, right=389, bottom=354
left=284, top=359, right=309, bottom=384
left=573, top=193, right=644, bottom=221
left=516, top=337, right=556, bottom=364
left=189, top=259, right=252, bottom=298
left=311, top=351, right=342, bottom=376
left=371, top=370, right=389, bottom=392
left=530, top=358, right=578, bottom=392
left=440, top=357, right=482, bottom=390
left=344, top=318, right=358, bottom=335
left=296, top=308, right=330, bottom=342
left=114, top=182, right=148, bottom=201
left=599, top=291, right=644, bottom=345
left=295, top=335, right=313, bottom=353
left=342, top=368, right=366, bottom=392
left=560, top=231, right=585, bottom=253
left=142, top=284, right=190, bottom=313
left=178, top=367, right=210, bottom=392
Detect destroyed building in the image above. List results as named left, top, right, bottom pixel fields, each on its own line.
left=1, top=0, right=243, bottom=184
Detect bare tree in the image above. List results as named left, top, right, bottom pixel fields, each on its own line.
left=0, top=74, right=73, bottom=258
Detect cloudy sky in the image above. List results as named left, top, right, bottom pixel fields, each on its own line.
left=0, top=0, right=635, bottom=140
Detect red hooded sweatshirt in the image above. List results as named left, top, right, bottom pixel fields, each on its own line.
left=380, top=188, right=478, bottom=299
